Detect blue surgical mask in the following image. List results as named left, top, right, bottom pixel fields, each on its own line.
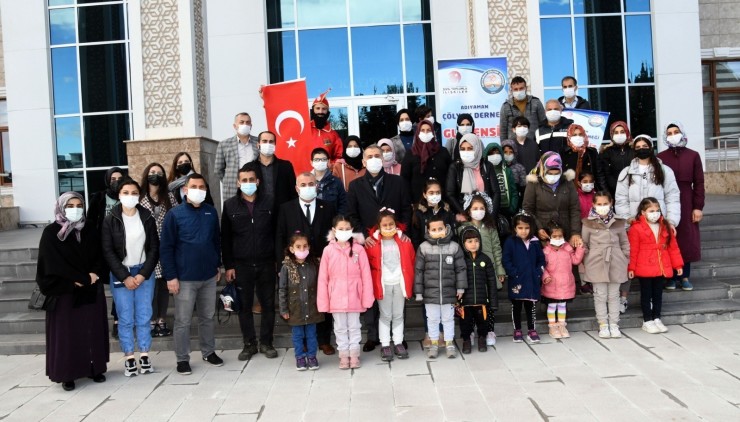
left=240, top=182, right=257, bottom=196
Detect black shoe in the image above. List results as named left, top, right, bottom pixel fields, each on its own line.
left=203, top=352, right=224, bottom=366
left=462, top=340, right=472, bottom=354
left=150, top=323, right=161, bottom=338
left=157, top=321, right=172, bottom=337
left=176, top=361, right=192, bottom=375
left=259, top=343, right=278, bottom=359
left=238, top=342, right=258, bottom=361
left=362, top=340, right=379, bottom=352
left=88, top=374, right=106, bottom=383
left=62, top=381, right=75, bottom=391
left=111, top=323, right=119, bottom=339
left=402, top=340, right=408, bottom=350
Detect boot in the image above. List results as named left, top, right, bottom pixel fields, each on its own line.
left=349, top=349, right=361, bottom=369
left=462, top=340, right=472, bottom=354
left=338, top=351, right=350, bottom=370
left=477, top=336, right=487, bottom=352
left=549, top=323, right=562, bottom=339
left=558, top=321, right=570, bottom=338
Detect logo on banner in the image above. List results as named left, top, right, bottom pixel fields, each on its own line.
left=480, top=69, right=505, bottom=94
left=588, top=114, right=606, bottom=127
left=448, top=70, right=462, bottom=85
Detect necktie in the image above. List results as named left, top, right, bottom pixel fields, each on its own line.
left=305, top=203, right=311, bottom=224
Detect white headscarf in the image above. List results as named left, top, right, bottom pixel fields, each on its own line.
left=459, top=133, right=483, bottom=194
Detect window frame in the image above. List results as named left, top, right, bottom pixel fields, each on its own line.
left=702, top=59, right=740, bottom=141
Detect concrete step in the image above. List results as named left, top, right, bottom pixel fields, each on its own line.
left=700, top=224, right=740, bottom=242
left=699, top=240, right=740, bottom=260
left=701, top=212, right=740, bottom=227
left=0, top=262, right=36, bottom=279
left=691, top=260, right=740, bottom=278
left=0, top=248, right=37, bottom=262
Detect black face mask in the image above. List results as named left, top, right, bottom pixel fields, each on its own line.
left=311, top=110, right=330, bottom=129
left=176, top=163, right=192, bottom=175
left=635, top=148, right=652, bottom=160
left=107, top=180, right=120, bottom=198
left=148, top=174, right=163, bottom=186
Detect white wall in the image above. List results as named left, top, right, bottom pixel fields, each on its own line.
left=1, top=0, right=57, bottom=222
left=430, top=0, right=469, bottom=116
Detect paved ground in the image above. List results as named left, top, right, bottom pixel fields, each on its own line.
left=1, top=320, right=739, bottom=421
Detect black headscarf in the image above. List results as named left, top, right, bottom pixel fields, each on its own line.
left=451, top=114, right=475, bottom=161
left=342, top=135, right=364, bottom=171
left=104, top=167, right=124, bottom=199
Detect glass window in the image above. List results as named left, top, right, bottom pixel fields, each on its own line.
left=83, top=113, right=129, bottom=167
left=357, top=104, right=398, bottom=143
left=403, top=23, right=434, bottom=93
left=703, top=92, right=714, bottom=147
left=585, top=86, right=626, bottom=132
left=544, top=88, right=565, bottom=103
left=2, top=131, right=12, bottom=185
left=85, top=169, right=115, bottom=196
left=574, top=16, right=624, bottom=85
left=625, top=15, right=653, bottom=83
left=296, top=0, right=346, bottom=27
left=628, top=85, right=656, bottom=136
left=541, top=18, right=573, bottom=87
left=78, top=4, right=126, bottom=43
left=58, top=171, right=85, bottom=196
left=716, top=61, right=740, bottom=88
left=51, top=47, right=81, bottom=115
left=55, top=117, right=83, bottom=169
left=718, top=93, right=740, bottom=135
left=298, top=28, right=351, bottom=97
left=702, top=64, right=710, bottom=86
left=79, top=43, right=129, bottom=112
left=539, top=0, right=570, bottom=16
left=573, top=0, right=621, bottom=14
left=49, top=0, right=74, bottom=6
left=407, top=94, right=434, bottom=118
left=351, top=26, right=403, bottom=95
left=77, top=0, right=120, bottom=3
left=50, top=8, right=76, bottom=45
left=0, top=100, right=7, bottom=127
left=268, top=31, right=298, bottom=83
left=624, top=0, right=650, bottom=12
left=350, top=0, right=399, bottom=25
left=267, top=0, right=295, bottom=29
left=329, top=107, right=348, bottom=142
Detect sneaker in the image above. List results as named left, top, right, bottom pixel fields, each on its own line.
left=139, top=356, right=153, bottom=374
left=527, top=330, right=541, bottom=343
left=445, top=341, right=457, bottom=358
left=558, top=322, right=570, bottom=338
left=150, top=322, right=160, bottom=338
left=549, top=324, right=562, bottom=339
left=478, top=336, right=487, bottom=352
left=339, top=352, right=350, bottom=370
left=486, top=331, right=496, bottom=346
left=513, top=330, right=524, bottom=343
left=653, top=318, right=668, bottom=333
left=238, top=342, right=258, bottom=361
left=307, top=356, right=320, bottom=370
left=462, top=340, right=472, bottom=354
left=295, top=357, right=307, bottom=371
left=259, top=343, right=278, bottom=359
left=598, top=324, right=611, bottom=339
left=349, top=353, right=361, bottom=369
left=176, top=361, right=192, bottom=375
left=609, top=324, right=622, bottom=338
left=619, top=297, right=628, bottom=314
left=393, top=344, right=409, bottom=359
left=681, top=279, right=694, bottom=291
left=380, top=346, right=394, bottom=362
left=642, top=320, right=660, bottom=334
left=157, top=321, right=172, bottom=337
left=427, top=342, right=439, bottom=359
left=664, top=279, right=677, bottom=290
left=124, top=358, right=137, bottom=377
left=203, top=352, right=224, bottom=366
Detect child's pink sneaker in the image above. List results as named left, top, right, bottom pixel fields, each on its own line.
left=513, top=330, right=524, bottom=343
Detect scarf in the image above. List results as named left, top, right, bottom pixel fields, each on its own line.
left=662, top=120, right=688, bottom=148
left=342, top=135, right=364, bottom=171
left=167, top=170, right=193, bottom=193
left=589, top=206, right=615, bottom=226
left=377, top=138, right=398, bottom=173
left=459, top=133, right=483, bottom=194
left=566, top=124, right=589, bottom=188
left=411, top=120, right=440, bottom=173
left=54, top=191, right=86, bottom=242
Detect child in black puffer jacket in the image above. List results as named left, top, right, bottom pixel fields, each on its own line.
left=458, top=226, right=497, bottom=354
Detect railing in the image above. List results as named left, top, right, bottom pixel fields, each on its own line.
left=707, top=133, right=740, bottom=172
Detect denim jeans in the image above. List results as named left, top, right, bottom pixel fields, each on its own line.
left=292, top=324, right=318, bottom=358
left=173, top=277, right=217, bottom=362
left=109, top=264, right=155, bottom=355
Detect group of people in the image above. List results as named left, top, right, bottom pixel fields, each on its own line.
left=36, top=76, right=705, bottom=388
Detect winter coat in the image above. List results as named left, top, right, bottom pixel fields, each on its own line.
left=101, top=204, right=160, bottom=282
left=502, top=236, right=545, bottom=301
left=561, top=147, right=607, bottom=191
left=581, top=215, right=630, bottom=283
left=410, top=202, right=456, bottom=249
left=446, top=160, right=502, bottom=217
left=614, top=159, right=681, bottom=227
left=459, top=227, right=498, bottom=310
left=541, top=243, right=585, bottom=301
left=414, top=227, right=467, bottom=305
left=221, top=192, right=275, bottom=268
left=278, top=257, right=324, bottom=326
left=346, top=171, right=412, bottom=235
left=401, top=148, right=452, bottom=204
left=457, top=222, right=506, bottom=278
left=332, top=160, right=366, bottom=192
left=536, top=117, right=574, bottom=154
left=502, top=138, right=540, bottom=175
left=657, top=147, right=705, bottom=263
left=628, top=215, right=684, bottom=279
left=557, top=95, right=591, bottom=110
left=599, top=143, right=634, bottom=197
left=365, top=226, right=416, bottom=300
left=317, top=233, right=374, bottom=313
left=578, top=189, right=594, bottom=220
left=160, top=202, right=221, bottom=282
left=315, top=170, right=348, bottom=215
left=491, top=162, right=520, bottom=214
left=522, top=171, right=582, bottom=238
left=499, top=96, right=546, bottom=145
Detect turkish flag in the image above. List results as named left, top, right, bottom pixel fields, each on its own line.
left=263, top=79, right=312, bottom=175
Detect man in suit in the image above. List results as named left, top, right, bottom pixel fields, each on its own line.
left=346, top=144, right=412, bottom=352
left=215, top=112, right=259, bottom=200
left=276, top=172, right=338, bottom=355
left=256, top=131, right=298, bottom=213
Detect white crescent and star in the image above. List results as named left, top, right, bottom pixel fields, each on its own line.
left=274, top=110, right=305, bottom=148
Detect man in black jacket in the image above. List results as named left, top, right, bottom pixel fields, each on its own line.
left=558, top=76, right=591, bottom=110
left=256, top=130, right=297, bottom=213
left=536, top=100, right=574, bottom=154
left=221, top=162, right=278, bottom=361
left=276, top=172, right=337, bottom=355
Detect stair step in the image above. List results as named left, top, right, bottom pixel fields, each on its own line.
left=0, top=248, right=38, bottom=262
left=701, top=212, right=740, bottom=227
left=698, top=240, right=740, bottom=260
left=0, top=262, right=36, bottom=279
left=691, top=260, right=740, bottom=278
left=700, top=224, right=740, bottom=242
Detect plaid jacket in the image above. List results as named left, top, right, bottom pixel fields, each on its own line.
left=215, top=135, right=259, bottom=197
left=139, top=192, right=178, bottom=279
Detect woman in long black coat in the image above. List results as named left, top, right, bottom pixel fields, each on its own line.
left=36, top=192, right=108, bottom=391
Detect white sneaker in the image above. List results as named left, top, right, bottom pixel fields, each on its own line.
left=642, top=320, right=660, bottom=334
left=653, top=318, right=668, bottom=333
left=486, top=331, right=497, bottom=346
left=598, top=324, right=611, bottom=339
left=619, top=297, right=628, bottom=314
left=609, top=324, right=622, bottom=338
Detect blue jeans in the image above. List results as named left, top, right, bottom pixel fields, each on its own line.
left=291, top=324, right=317, bottom=358
left=110, top=264, right=154, bottom=355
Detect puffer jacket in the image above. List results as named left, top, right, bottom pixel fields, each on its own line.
left=522, top=171, right=582, bottom=238
left=414, top=226, right=467, bottom=305
left=457, top=222, right=505, bottom=278
left=101, top=204, right=160, bottom=282
left=628, top=215, right=684, bottom=279
left=459, top=226, right=498, bottom=310
left=317, top=232, right=374, bottom=313
left=278, top=257, right=324, bottom=326
left=503, top=236, right=545, bottom=301
left=581, top=215, right=630, bottom=283
left=615, top=158, right=681, bottom=226
left=541, top=243, right=585, bottom=301
left=365, top=225, right=416, bottom=300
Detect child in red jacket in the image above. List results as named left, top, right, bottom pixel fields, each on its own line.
left=628, top=197, right=684, bottom=334
left=365, top=208, right=416, bottom=362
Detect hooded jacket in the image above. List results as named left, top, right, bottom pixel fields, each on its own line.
left=457, top=221, right=505, bottom=279
left=459, top=226, right=498, bottom=310
left=483, top=143, right=519, bottom=214
left=581, top=214, right=630, bottom=283
left=315, top=170, right=348, bottom=215
left=501, top=139, right=529, bottom=187
left=414, top=226, right=467, bottom=305
left=365, top=225, right=416, bottom=300
left=317, top=231, right=374, bottom=313
left=628, top=215, right=684, bottom=279
left=541, top=242, right=585, bottom=301
left=503, top=235, right=545, bottom=301
left=411, top=201, right=456, bottom=249
left=522, top=171, right=582, bottom=238
left=614, top=158, right=681, bottom=227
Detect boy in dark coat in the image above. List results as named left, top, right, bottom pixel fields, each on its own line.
left=458, top=226, right=497, bottom=354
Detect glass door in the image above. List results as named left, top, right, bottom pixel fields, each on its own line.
left=356, top=102, right=399, bottom=148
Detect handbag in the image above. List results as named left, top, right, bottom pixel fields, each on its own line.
left=496, top=214, right=512, bottom=238
left=28, top=287, right=57, bottom=311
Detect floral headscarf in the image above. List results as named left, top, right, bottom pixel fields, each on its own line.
left=534, top=151, right=563, bottom=179
left=54, top=191, right=86, bottom=242
left=609, top=120, right=632, bottom=144
left=662, top=120, right=688, bottom=148
left=566, top=124, right=589, bottom=154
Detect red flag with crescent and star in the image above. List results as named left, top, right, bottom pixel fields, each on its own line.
left=263, top=79, right=312, bottom=175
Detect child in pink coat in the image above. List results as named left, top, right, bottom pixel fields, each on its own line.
left=318, top=215, right=374, bottom=369
left=541, top=221, right=585, bottom=339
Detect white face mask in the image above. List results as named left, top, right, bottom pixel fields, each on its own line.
left=594, top=205, right=611, bottom=216
left=646, top=211, right=661, bottom=223
left=613, top=133, right=627, bottom=145
left=570, top=136, right=585, bottom=148
left=365, top=157, right=383, bottom=174
left=546, top=110, right=561, bottom=122
left=398, top=121, right=413, bottom=132
left=545, top=174, right=560, bottom=185
left=312, top=160, right=328, bottom=172
left=426, top=116, right=435, bottom=125
left=65, top=208, right=83, bottom=223
left=260, top=143, right=276, bottom=156
left=488, top=154, right=503, bottom=166
left=418, top=132, right=434, bottom=143
left=504, top=153, right=515, bottom=163
left=346, top=147, right=361, bottom=158
left=549, top=238, right=566, bottom=247
left=119, top=194, right=139, bottom=209
left=581, top=183, right=594, bottom=193
left=187, top=188, right=207, bottom=204
left=335, top=229, right=354, bottom=242
left=515, top=126, right=529, bottom=137
left=382, top=151, right=394, bottom=162
left=460, top=150, right=476, bottom=163
left=512, top=90, right=527, bottom=101
left=426, top=194, right=441, bottom=205
left=666, top=133, right=683, bottom=146
left=457, top=125, right=472, bottom=135
left=298, top=186, right=317, bottom=201
left=237, top=124, right=251, bottom=137
left=470, top=209, right=486, bottom=221
left=562, top=87, right=576, bottom=98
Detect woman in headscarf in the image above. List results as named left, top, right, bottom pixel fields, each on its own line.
left=389, top=108, right=413, bottom=162
left=599, top=121, right=634, bottom=198
left=561, top=124, right=605, bottom=191
left=377, top=138, right=402, bottom=175
left=332, top=135, right=366, bottom=191
left=401, top=119, right=452, bottom=203
left=36, top=192, right=108, bottom=391
left=167, top=152, right=214, bottom=205
left=657, top=121, right=704, bottom=291
left=445, top=133, right=501, bottom=221
left=445, top=113, right=475, bottom=161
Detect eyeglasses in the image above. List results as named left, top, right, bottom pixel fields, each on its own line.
left=312, top=158, right=329, bottom=163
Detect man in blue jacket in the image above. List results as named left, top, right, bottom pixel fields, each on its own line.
left=161, top=173, right=223, bottom=375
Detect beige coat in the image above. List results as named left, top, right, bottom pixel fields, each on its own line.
left=581, top=216, right=630, bottom=283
